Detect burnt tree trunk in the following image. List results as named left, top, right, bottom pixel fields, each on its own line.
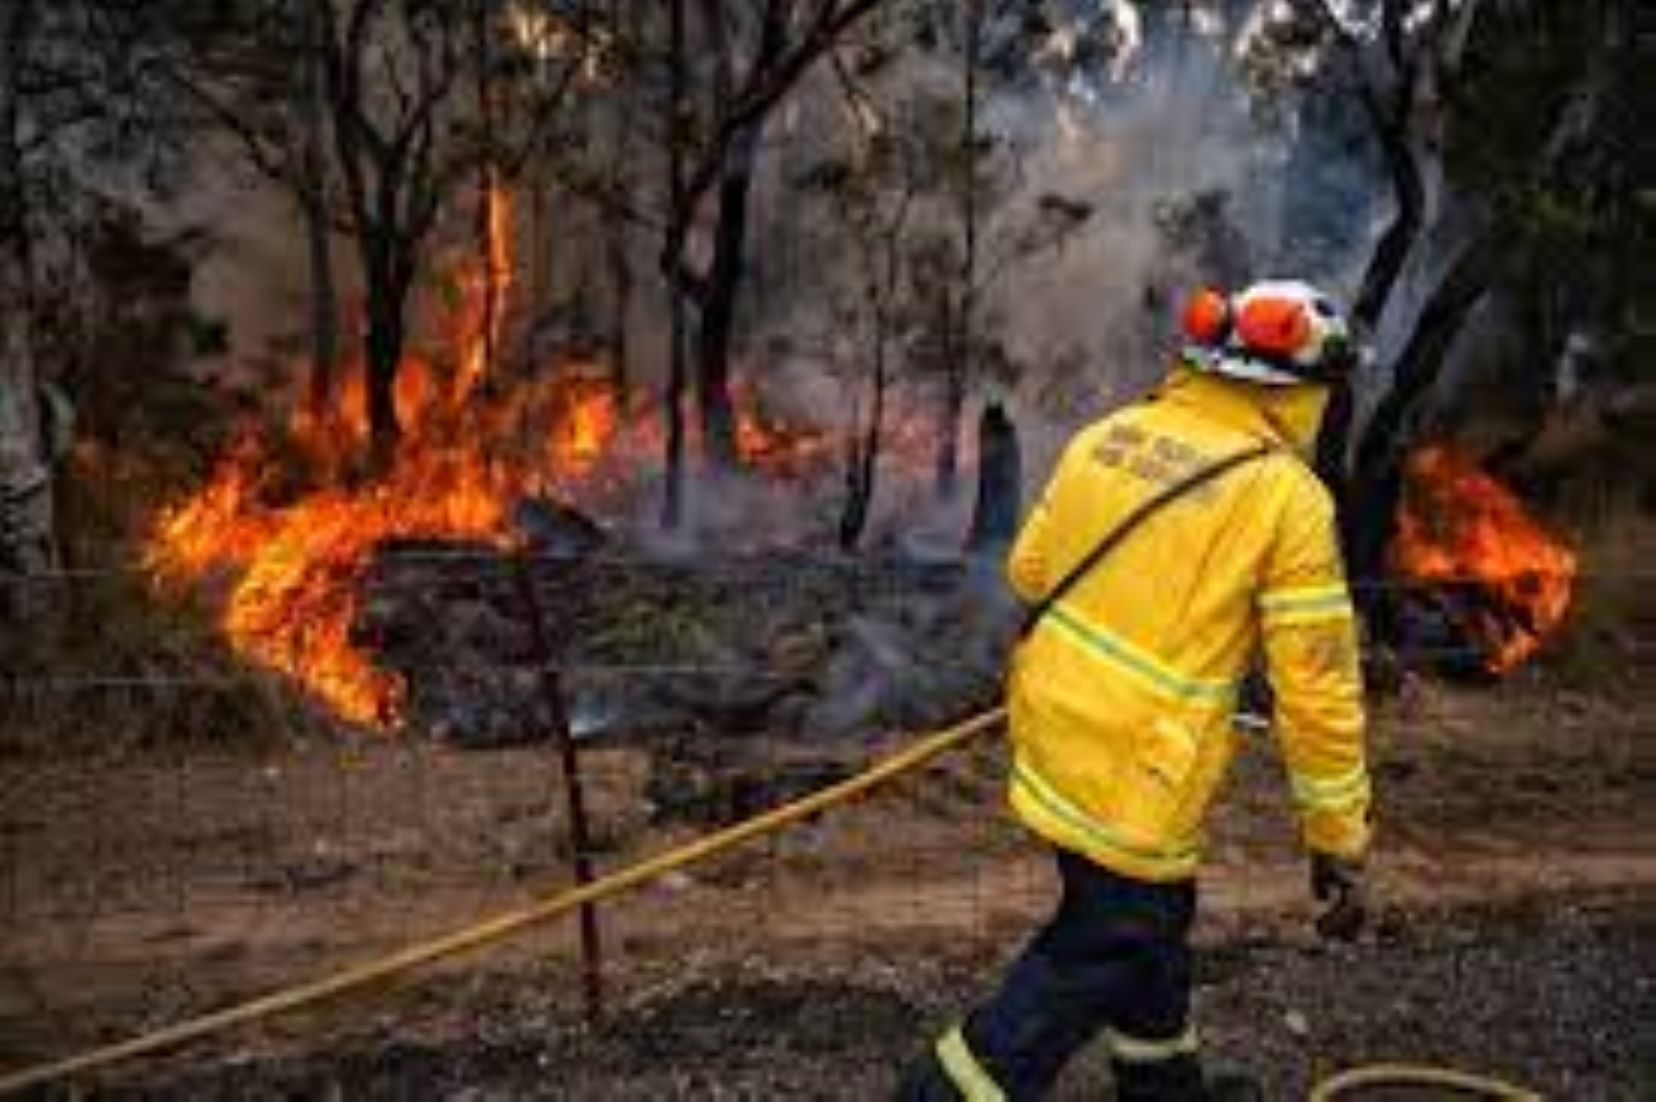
left=838, top=311, right=890, bottom=551
left=967, top=401, right=1021, bottom=553
left=936, top=0, right=984, bottom=502
left=527, top=160, right=554, bottom=341
left=361, top=242, right=414, bottom=466
left=1306, top=0, right=1430, bottom=498
left=661, top=0, right=688, bottom=528
left=604, top=0, right=637, bottom=408
left=838, top=181, right=911, bottom=552
left=689, top=0, right=785, bottom=473
left=296, top=0, right=338, bottom=420
left=0, top=0, right=56, bottom=619
left=1348, top=0, right=1429, bottom=331
left=695, top=122, right=761, bottom=471
left=315, top=0, right=460, bottom=469
left=472, top=0, right=500, bottom=390
left=1345, top=227, right=1506, bottom=635
left=662, top=0, right=882, bottom=477
left=1351, top=121, right=1426, bottom=330
left=606, top=205, right=634, bottom=409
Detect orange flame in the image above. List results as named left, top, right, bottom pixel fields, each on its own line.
left=145, top=182, right=843, bottom=727
left=732, top=383, right=838, bottom=475
left=456, top=179, right=513, bottom=393
left=1391, top=443, right=1577, bottom=673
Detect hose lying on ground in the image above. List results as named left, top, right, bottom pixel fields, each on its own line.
left=0, top=708, right=1006, bottom=1096
left=1310, top=1062, right=1543, bottom=1100
left=0, top=703, right=1544, bottom=1101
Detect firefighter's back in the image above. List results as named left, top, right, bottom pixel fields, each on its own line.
left=1005, top=376, right=1328, bottom=881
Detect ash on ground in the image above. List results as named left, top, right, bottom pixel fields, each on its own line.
left=354, top=533, right=1019, bottom=765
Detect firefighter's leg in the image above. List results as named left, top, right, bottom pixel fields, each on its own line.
left=1102, top=869, right=1200, bottom=1101
left=1103, top=870, right=1259, bottom=1102
left=897, top=849, right=1197, bottom=1100
left=893, top=1025, right=1006, bottom=1101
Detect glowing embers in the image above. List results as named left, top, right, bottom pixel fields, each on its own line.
left=1391, top=444, right=1576, bottom=673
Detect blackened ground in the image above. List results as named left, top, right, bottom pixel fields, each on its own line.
left=103, top=898, right=1653, bottom=1101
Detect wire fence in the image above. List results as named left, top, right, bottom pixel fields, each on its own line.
left=0, top=552, right=1644, bottom=1090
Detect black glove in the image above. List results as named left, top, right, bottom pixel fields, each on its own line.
left=1309, top=852, right=1367, bottom=942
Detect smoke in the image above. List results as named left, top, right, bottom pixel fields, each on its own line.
left=637, top=0, right=1390, bottom=546
left=980, top=8, right=1381, bottom=433
left=173, top=1, right=1388, bottom=546
left=181, top=175, right=330, bottom=386
left=139, top=2, right=1406, bottom=742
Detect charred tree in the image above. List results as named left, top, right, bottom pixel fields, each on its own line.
left=1298, top=0, right=1445, bottom=496
left=170, top=1, right=470, bottom=464
left=967, top=401, right=1021, bottom=553
left=1344, top=227, right=1507, bottom=621
left=1347, top=0, right=1432, bottom=330
left=686, top=0, right=775, bottom=472
left=1341, top=1, right=1624, bottom=636
left=935, top=0, right=985, bottom=502
left=316, top=1, right=464, bottom=465
left=660, top=0, right=889, bottom=474
left=472, top=0, right=501, bottom=390
left=0, top=0, right=56, bottom=619
left=296, top=0, right=339, bottom=420
left=693, top=118, right=762, bottom=471
left=603, top=0, right=639, bottom=408
left=662, top=0, right=689, bottom=528
left=837, top=186, right=912, bottom=552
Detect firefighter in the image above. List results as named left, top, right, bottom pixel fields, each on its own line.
left=899, top=281, right=1373, bottom=1101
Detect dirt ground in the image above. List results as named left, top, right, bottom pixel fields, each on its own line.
left=100, top=899, right=1656, bottom=1100
left=1, top=662, right=1652, bottom=1098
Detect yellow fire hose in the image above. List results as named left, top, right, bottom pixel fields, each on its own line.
left=0, top=704, right=1541, bottom=1099
left=0, top=708, right=1005, bottom=1096
left=1310, top=1063, right=1542, bottom=1100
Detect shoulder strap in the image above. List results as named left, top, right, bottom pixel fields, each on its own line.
left=1019, top=444, right=1275, bottom=638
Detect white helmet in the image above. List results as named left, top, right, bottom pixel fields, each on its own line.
left=1180, top=280, right=1360, bottom=386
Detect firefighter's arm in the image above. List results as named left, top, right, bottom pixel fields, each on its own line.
left=1006, top=437, right=1082, bottom=603
left=1259, top=477, right=1372, bottom=861
left=1006, top=494, right=1054, bottom=604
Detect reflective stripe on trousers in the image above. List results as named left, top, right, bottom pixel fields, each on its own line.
left=935, top=1026, right=1006, bottom=1101
left=931, top=1023, right=1200, bottom=1098
left=1107, top=1024, right=1200, bottom=1063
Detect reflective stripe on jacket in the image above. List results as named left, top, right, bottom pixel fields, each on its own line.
left=1005, top=372, right=1371, bottom=881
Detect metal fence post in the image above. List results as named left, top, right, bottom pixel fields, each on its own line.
left=510, top=549, right=604, bottom=1026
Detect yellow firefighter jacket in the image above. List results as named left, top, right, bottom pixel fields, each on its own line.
left=1005, top=369, right=1371, bottom=882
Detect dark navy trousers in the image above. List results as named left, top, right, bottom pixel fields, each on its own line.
left=908, top=847, right=1200, bottom=1100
